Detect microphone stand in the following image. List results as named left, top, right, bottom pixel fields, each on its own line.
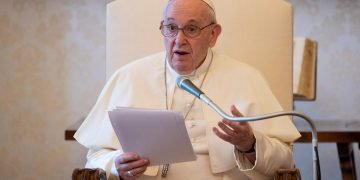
left=177, top=77, right=321, bottom=180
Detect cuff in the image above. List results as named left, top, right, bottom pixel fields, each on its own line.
left=234, top=142, right=257, bottom=171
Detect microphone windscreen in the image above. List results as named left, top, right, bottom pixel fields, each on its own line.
left=176, top=76, right=204, bottom=98
left=176, top=76, right=186, bottom=88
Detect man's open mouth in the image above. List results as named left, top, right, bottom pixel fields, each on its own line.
left=174, top=50, right=190, bottom=55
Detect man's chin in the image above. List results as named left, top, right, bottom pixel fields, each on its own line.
left=173, top=66, right=194, bottom=75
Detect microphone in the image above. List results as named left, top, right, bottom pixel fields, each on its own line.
left=176, top=76, right=321, bottom=180
left=176, top=77, right=204, bottom=98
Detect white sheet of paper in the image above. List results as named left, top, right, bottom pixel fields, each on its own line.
left=108, top=107, right=196, bottom=166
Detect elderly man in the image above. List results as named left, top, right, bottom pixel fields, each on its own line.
left=75, top=0, right=300, bottom=179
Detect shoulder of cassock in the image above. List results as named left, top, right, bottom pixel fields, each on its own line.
left=74, top=51, right=167, bottom=149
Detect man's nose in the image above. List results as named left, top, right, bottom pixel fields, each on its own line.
left=174, top=30, right=187, bottom=44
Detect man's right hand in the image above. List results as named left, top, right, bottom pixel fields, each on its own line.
left=115, top=152, right=150, bottom=180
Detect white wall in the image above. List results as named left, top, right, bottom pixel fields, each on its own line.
left=289, top=0, right=360, bottom=179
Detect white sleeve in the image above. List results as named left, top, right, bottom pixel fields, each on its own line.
left=234, top=130, right=295, bottom=179
left=85, top=148, right=123, bottom=180
left=85, top=148, right=160, bottom=179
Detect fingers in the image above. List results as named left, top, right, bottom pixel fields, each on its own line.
left=230, top=105, right=243, bottom=117
left=228, top=104, right=247, bottom=125
left=123, top=166, right=147, bottom=179
left=213, top=105, right=255, bottom=149
left=115, top=152, right=150, bottom=179
left=116, top=158, right=149, bottom=172
left=117, top=159, right=149, bottom=179
left=217, top=120, right=237, bottom=137
left=115, top=152, right=140, bottom=164
left=212, top=127, right=232, bottom=143
left=224, top=105, right=248, bottom=131
left=222, top=119, right=248, bottom=134
left=213, top=121, right=255, bottom=151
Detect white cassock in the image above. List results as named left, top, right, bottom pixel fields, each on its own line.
left=74, top=49, right=301, bottom=180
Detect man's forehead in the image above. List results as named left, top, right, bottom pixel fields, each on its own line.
left=164, top=18, right=202, bottom=25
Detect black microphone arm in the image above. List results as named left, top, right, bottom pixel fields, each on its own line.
left=176, top=76, right=321, bottom=180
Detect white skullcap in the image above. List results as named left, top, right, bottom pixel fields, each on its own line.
left=166, top=0, right=216, bottom=14
left=201, top=0, right=215, bottom=13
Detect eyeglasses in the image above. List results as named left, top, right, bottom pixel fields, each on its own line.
left=160, top=22, right=215, bottom=38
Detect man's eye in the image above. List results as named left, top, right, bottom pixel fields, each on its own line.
left=186, top=26, right=198, bottom=33
left=167, top=25, right=178, bottom=31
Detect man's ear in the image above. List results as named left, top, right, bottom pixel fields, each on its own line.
left=209, top=24, right=222, bottom=48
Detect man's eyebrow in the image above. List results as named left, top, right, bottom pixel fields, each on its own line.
left=165, top=17, right=175, bottom=21
left=164, top=18, right=200, bottom=25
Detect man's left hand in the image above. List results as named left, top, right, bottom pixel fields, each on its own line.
left=212, top=104, right=256, bottom=152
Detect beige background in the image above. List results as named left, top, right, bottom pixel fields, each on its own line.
left=0, top=0, right=359, bottom=179
left=0, top=0, right=106, bottom=179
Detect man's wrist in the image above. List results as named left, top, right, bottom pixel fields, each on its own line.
left=237, top=140, right=256, bottom=153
